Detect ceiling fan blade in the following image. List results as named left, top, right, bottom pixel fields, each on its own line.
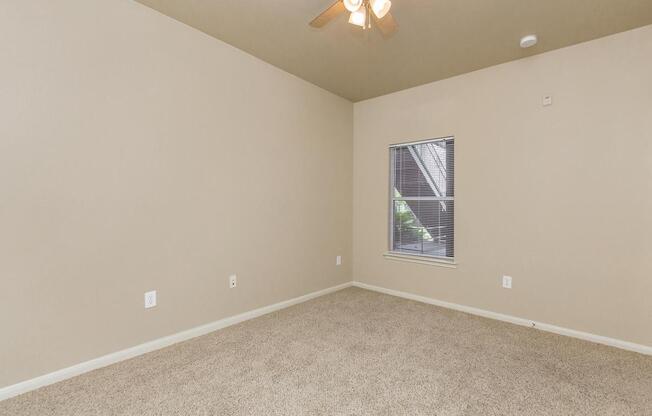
left=309, top=1, right=346, bottom=28
left=374, top=12, right=398, bottom=36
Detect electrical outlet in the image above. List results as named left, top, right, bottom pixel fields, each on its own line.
left=144, top=290, right=157, bottom=308
left=336, top=255, right=342, bottom=266
left=543, top=95, right=553, bottom=106
left=229, top=274, right=237, bottom=289
left=502, top=276, right=512, bottom=289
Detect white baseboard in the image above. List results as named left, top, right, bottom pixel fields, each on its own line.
left=352, top=281, right=652, bottom=356
left=0, top=282, right=352, bottom=402
left=4, top=280, right=649, bottom=402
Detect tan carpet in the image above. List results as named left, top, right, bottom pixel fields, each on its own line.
left=2, top=287, right=651, bottom=415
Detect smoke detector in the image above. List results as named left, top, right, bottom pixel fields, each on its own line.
left=520, top=34, right=538, bottom=48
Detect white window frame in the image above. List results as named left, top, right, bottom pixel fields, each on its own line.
left=386, top=136, right=456, bottom=267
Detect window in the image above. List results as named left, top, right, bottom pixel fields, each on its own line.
left=389, top=137, right=454, bottom=261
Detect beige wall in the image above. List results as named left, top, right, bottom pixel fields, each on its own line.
left=354, top=25, right=652, bottom=347
left=0, top=0, right=352, bottom=387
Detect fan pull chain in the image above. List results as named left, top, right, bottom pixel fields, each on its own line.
left=367, top=1, right=372, bottom=29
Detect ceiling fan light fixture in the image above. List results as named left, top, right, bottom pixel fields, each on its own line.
left=343, top=0, right=363, bottom=13
left=348, top=7, right=367, bottom=27
left=370, top=0, right=391, bottom=19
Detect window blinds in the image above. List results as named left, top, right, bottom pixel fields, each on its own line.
left=390, top=138, right=454, bottom=259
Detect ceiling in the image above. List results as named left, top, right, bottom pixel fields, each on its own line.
left=135, top=0, right=652, bottom=102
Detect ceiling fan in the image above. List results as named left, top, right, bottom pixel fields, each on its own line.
left=310, top=0, right=397, bottom=36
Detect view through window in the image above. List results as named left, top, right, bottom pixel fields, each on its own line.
left=390, top=137, right=454, bottom=259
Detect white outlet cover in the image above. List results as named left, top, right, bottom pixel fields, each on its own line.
left=543, top=95, right=553, bottom=106
left=502, top=276, right=513, bottom=289
left=144, top=290, right=157, bottom=308
left=336, top=255, right=342, bottom=266
left=229, top=274, right=237, bottom=288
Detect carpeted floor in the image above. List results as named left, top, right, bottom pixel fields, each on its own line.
left=2, top=287, right=651, bottom=415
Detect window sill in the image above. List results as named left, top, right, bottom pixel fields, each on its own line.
left=383, top=252, right=457, bottom=268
